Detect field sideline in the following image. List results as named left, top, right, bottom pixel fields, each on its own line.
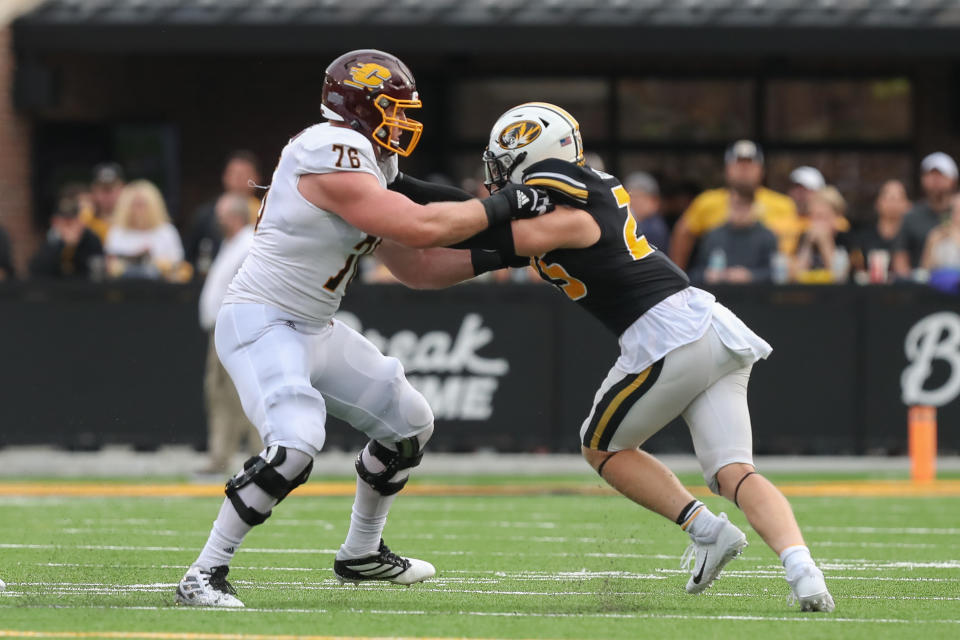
left=1, top=469, right=959, bottom=640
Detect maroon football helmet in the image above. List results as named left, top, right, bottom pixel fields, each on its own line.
left=321, top=49, right=423, bottom=157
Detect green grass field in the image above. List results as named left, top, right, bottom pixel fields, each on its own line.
left=1, top=471, right=958, bottom=640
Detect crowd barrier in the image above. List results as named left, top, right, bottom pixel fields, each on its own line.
left=0, top=281, right=957, bottom=454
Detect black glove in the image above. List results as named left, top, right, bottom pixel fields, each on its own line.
left=480, top=184, right=553, bottom=227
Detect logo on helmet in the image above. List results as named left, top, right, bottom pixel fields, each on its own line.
left=344, top=62, right=393, bottom=90
left=498, top=121, right=543, bottom=150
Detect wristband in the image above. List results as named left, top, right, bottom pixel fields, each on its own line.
left=480, top=192, right=512, bottom=227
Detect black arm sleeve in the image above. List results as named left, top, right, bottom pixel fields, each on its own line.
left=389, top=173, right=474, bottom=204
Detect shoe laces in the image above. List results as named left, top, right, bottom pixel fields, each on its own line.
left=377, top=539, right=411, bottom=570
left=206, top=566, right=238, bottom=596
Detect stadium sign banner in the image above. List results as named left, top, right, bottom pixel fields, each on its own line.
left=900, top=311, right=960, bottom=408
left=335, top=284, right=566, bottom=452
left=0, top=281, right=957, bottom=454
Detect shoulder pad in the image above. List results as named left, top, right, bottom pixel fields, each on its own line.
left=291, top=124, right=382, bottom=183
left=521, top=158, right=591, bottom=204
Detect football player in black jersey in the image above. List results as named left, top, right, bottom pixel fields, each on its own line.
left=383, top=102, right=833, bottom=611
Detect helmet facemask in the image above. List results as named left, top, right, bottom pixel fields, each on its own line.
left=482, top=149, right=527, bottom=194
left=371, top=94, right=423, bottom=157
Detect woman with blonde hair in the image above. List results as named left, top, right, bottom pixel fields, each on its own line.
left=790, top=185, right=853, bottom=283
left=104, top=180, right=185, bottom=279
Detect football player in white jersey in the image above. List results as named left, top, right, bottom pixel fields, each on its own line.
left=388, top=103, right=834, bottom=612
left=175, top=50, right=552, bottom=608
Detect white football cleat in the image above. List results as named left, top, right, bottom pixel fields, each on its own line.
left=334, top=539, right=435, bottom=586
left=680, top=512, right=748, bottom=594
left=787, top=564, right=835, bottom=612
left=175, top=565, right=244, bottom=608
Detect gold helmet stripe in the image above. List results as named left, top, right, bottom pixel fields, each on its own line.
left=513, top=101, right=584, bottom=165
left=515, top=101, right=580, bottom=130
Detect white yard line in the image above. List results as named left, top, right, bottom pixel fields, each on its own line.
left=807, top=526, right=960, bottom=535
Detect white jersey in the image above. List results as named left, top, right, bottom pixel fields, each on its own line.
left=224, top=123, right=385, bottom=323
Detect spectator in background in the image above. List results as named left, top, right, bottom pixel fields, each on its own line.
left=850, top=179, right=910, bottom=280
left=0, top=223, right=13, bottom=280
left=185, top=151, right=262, bottom=271
left=921, top=192, right=960, bottom=293
left=104, top=180, right=186, bottom=280
left=80, top=163, right=125, bottom=244
left=670, top=140, right=797, bottom=270
left=29, top=197, right=104, bottom=279
left=197, top=193, right=261, bottom=474
left=787, top=166, right=826, bottom=217
left=893, top=152, right=958, bottom=277
left=584, top=151, right=606, bottom=171
left=659, top=178, right=701, bottom=230
left=688, top=188, right=778, bottom=285
left=625, top=171, right=670, bottom=252
left=791, top=187, right=852, bottom=283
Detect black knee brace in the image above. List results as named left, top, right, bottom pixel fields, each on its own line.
left=355, top=437, right=423, bottom=496
left=225, top=445, right=314, bottom=526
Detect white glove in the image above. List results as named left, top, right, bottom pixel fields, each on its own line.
left=378, top=152, right=399, bottom=185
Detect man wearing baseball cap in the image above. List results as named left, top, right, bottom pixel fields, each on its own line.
left=670, top=140, right=798, bottom=270
left=892, top=151, right=958, bottom=276
left=788, top=166, right=825, bottom=217
left=80, top=162, right=126, bottom=243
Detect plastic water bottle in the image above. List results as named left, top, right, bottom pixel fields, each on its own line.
left=707, top=248, right=727, bottom=273
left=197, top=238, right=214, bottom=277
left=771, top=251, right=789, bottom=284
left=832, top=246, right=849, bottom=283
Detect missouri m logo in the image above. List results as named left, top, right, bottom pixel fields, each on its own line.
left=344, top=62, right=392, bottom=90
left=498, top=121, right=542, bottom=150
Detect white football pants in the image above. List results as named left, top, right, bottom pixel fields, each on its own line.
left=215, top=303, right=434, bottom=456
left=581, top=326, right=755, bottom=494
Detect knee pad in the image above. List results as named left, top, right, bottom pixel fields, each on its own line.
left=355, top=433, right=427, bottom=496
left=225, top=445, right=314, bottom=526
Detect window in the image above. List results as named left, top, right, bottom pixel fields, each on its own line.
left=453, top=79, right=608, bottom=141
left=617, top=79, right=754, bottom=141
left=765, top=78, right=911, bottom=142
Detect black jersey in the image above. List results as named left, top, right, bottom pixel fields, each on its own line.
left=522, top=159, right=690, bottom=335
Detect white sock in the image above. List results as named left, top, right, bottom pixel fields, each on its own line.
left=337, top=445, right=408, bottom=560
left=780, top=544, right=814, bottom=575
left=193, top=447, right=314, bottom=571
left=195, top=514, right=247, bottom=570
left=337, top=477, right=398, bottom=559
left=194, top=480, right=275, bottom=570
left=683, top=504, right=723, bottom=541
